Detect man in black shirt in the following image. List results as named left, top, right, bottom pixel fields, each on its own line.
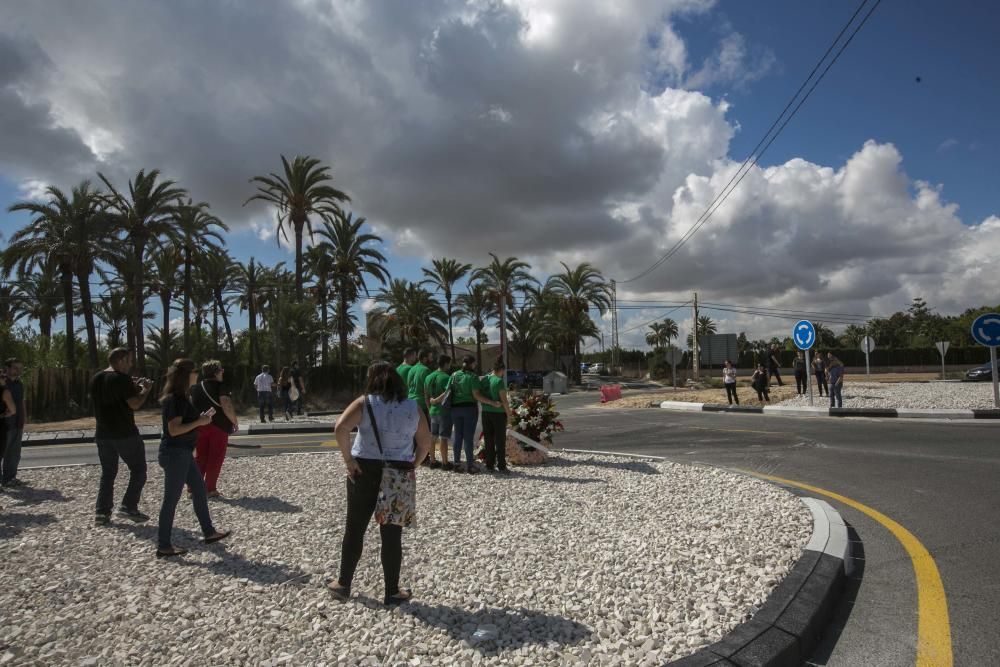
left=91, top=348, right=153, bottom=526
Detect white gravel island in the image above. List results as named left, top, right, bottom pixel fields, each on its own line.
left=0, top=452, right=810, bottom=666
left=780, top=380, right=996, bottom=410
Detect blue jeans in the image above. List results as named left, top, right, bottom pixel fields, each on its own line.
left=829, top=383, right=843, bottom=408
left=257, top=391, right=274, bottom=422
left=157, top=445, right=215, bottom=550
left=280, top=390, right=293, bottom=416
left=2, top=427, right=24, bottom=483
left=451, top=406, right=478, bottom=466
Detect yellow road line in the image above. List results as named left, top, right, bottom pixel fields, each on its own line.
left=746, top=471, right=952, bottom=667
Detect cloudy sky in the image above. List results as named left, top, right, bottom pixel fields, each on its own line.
left=1, top=0, right=997, bottom=349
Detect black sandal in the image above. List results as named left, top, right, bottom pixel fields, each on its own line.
left=156, top=546, right=188, bottom=558
left=384, top=588, right=413, bottom=606
left=204, top=530, right=231, bottom=544
left=327, top=581, right=351, bottom=602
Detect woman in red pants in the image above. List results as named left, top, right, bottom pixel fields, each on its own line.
left=190, top=360, right=239, bottom=497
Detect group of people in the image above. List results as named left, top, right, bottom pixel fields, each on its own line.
left=252, top=362, right=306, bottom=422
left=725, top=351, right=846, bottom=407
left=91, top=348, right=233, bottom=557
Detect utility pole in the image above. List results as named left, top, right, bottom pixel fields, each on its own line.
left=692, top=292, right=700, bottom=380
left=610, top=280, right=619, bottom=373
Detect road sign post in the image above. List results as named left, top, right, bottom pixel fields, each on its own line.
left=793, top=320, right=816, bottom=406
left=860, top=336, right=876, bottom=380
left=971, top=313, right=1000, bottom=408
left=935, top=341, right=950, bottom=381
left=665, top=347, right=682, bottom=390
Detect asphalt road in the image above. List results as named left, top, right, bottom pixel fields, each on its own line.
left=17, top=391, right=1000, bottom=666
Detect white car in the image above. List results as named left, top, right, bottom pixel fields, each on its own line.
left=588, top=363, right=605, bottom=374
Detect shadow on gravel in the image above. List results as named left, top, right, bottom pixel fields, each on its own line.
left=5, top=486, right=73, bottom=507
left=544, top=456, right=661, bottom=476
left=515, top=474, right=605, bottom=485
left=213, top=496, right=303, bottom=514
left=0, top=512, right=59, bottom=538
left=396, top=602, right=591, bottom=655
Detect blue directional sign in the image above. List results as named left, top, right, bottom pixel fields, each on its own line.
left=792, top=320, right=816, bottom=350
left=971, top=313, right=1000, bottom=347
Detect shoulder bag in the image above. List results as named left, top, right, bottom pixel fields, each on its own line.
left=365, top=397, right=417, bottom=528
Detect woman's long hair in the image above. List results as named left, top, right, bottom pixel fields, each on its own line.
left=365, top=361, right=407, bottom=402
left=278, top=367, right=290, bottom=385
left=161, top=358, right=196, bottom=404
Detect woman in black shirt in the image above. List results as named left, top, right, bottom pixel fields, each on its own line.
left=156, top=358, right=230, bottom=557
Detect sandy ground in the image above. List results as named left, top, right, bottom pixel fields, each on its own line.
left=601, top=383, right=805, bottom=409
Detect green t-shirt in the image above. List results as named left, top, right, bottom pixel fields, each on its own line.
left=424, top=369, right=451, bottom=416
left=480, top=373, right=507, bottom=413
left=407, top=363, right=431, bottom=409
left=450, top=369, right=481, bottom=406
left=396, top=363, right=412, bottom=385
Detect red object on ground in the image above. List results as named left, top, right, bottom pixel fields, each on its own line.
left=600, top=385, right=623, bottom=403
left=195, top=424, right=229, bottom=493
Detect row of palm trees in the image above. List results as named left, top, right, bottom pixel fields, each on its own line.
left=2, top=155, right=615, bottom=379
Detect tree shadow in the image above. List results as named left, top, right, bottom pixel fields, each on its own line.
left=0, top=512, right=58, bottom=539
left=392, top=601, right=592, bottom=656
left=4, top=486, right=73, bottom=507
left=543, top=456, right=661, bottom=476
left=213, top=496, right=303, bottom=514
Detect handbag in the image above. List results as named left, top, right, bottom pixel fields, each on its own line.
left=365, top=397, right=417, bottom=528
left=440, top=375, right=454, bottom=410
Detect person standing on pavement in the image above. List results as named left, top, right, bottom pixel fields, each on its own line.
left=793, top=351, right=807, bottom=395
left=425, top=354, right=453, bottom=470
left=450, top=355, right=500, bottom=474
left=190, top=360, right=239, bottom=498
left=406, top=349, right=433, bottom=465
left=1, top=358, right=27, bottom=488
left=91, top=348, right=154, bottom=526
left=751, top=364, right=770, bottom=403
left=722, top=360, right=739, bottom=405
left=156, top=358, right=230, bottom=558
left=480, top=358, right=513, bottom=473
left=277, top=367, right=293, bottom=421
left=0, top=368, right=17, bottom=466
left=826, top=353, right=845, bottom=408
left=396, top=348, right=417, bottom=387
left=290, top=361, right=307, bottom=416
left=253, top=364, right=275, bottom=423
left=767, top=346, right=784, bottom=387
left=812, top=355, right=828, bottom=397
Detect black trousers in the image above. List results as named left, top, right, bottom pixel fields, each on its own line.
left=769, top=367, right=783, bottom=386
left=482, top=411, right=508, bottom=469
left=795, top=370, right=807, bottom=394
left=724, top=384, right=739, bottom=405
left=96, top=435, right=148, bottom=515
left=338, top=459, right=403, bottom=597
left=814, top=372, right=828, bottom=396
left=755, top=387, right=770, bottom=402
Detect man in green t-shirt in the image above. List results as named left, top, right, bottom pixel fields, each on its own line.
left=424, top=354, right=453, bottom=470
left=450, top=355, right=500, bottom=474
left=481, top=358, right=513, bottom=473
left=407, top=348, right=432, bottom=413
left=396, top=348, right=416, bottom=385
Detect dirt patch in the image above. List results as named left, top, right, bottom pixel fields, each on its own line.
left=600, top=383, right=805, bottom=409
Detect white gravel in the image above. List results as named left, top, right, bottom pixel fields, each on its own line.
left=780, top=381, right=996, bottom=410
left=0, top=452, right=810, bottom=666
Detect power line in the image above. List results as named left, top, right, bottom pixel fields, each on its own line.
left=619, top=0, right=883, bottom=284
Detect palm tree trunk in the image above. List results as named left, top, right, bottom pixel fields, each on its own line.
left=248, top=300, right=257, bottom=369
left=132, top=241, right=147, bottom=372
left=321, top=290, right=329, bottom=366
left=183, top=249, right=192, bottom=355
left=446, top=293, right=456, bottom=361
left=475, top=326, right=483, bottom=374
left=60, top=267, right=76, bottom=367
left=212, top=299, right=219, bottom=355
left=218, top=293, right=235, bottom=354
left=76, top=270, right=99, bottom=368
left=39, top=315, right=52, bottom=352
left=337, top=288, right=349, bottom=367
left=294, top=223, right=304, bottom=301
left=161, top=290, right=171, bottom=365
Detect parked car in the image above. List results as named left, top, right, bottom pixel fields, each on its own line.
left=506, top=369, right=527, bottom=389
left=588, top=362, right=605, bottom=374
left=580, top=362, right=590, bottom=373
left=966, top=363, right=994, bottom=381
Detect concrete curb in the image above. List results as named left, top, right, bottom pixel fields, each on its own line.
left=669, top=497, right=850, bottom=667
left=661, top=402, right=998, bottom=421
left=23, top=422, right=336, bottom=446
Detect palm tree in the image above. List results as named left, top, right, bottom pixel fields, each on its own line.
left=455, top=283, right=497, bottom=373
left=145, top=326, right=180, bottom=370
left=197, top=252, right=238, bottom=355
left=6, top=181, right=110, bottom=367
left=7, top=259, right=62, bottom=351
left=175, top=200, right=227, bottom=355
left=373, top=280, right=448, bottom=347
left=545, top=262, right=611, bottom=382
left=245, top=155, right=350, bottom=300
left=99, top=169, right=187, bottom=371
left=507, top=305, right=543, bottom=372
left=149, top=247, right=181, bottom=365
left=646, top=322, right=666, bottom=350
left=305, top=245, right=336, bottom=366
left=317, top=211, right=390, bottom=367
left=421, top=258, right=472, bottom=361
left=687, top=315, right=717, bottom=350
left=233, top=258, right=269, bottom=368
left=841, top=324, right=866, bottom=348
left=94, top=292, right=130, bottom=349
left=470, top=254, right=537, bottom=370
left=661, top=318, right=679, bottom=348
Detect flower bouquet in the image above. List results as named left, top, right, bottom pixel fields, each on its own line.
left=505, top=392, right=564, bottom=465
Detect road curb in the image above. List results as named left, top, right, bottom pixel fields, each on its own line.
left=669, top=497, right=850, bottom=667
left=23, top=423, right=336, bottom=446
left=659, top=402, right=996, bottom=421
